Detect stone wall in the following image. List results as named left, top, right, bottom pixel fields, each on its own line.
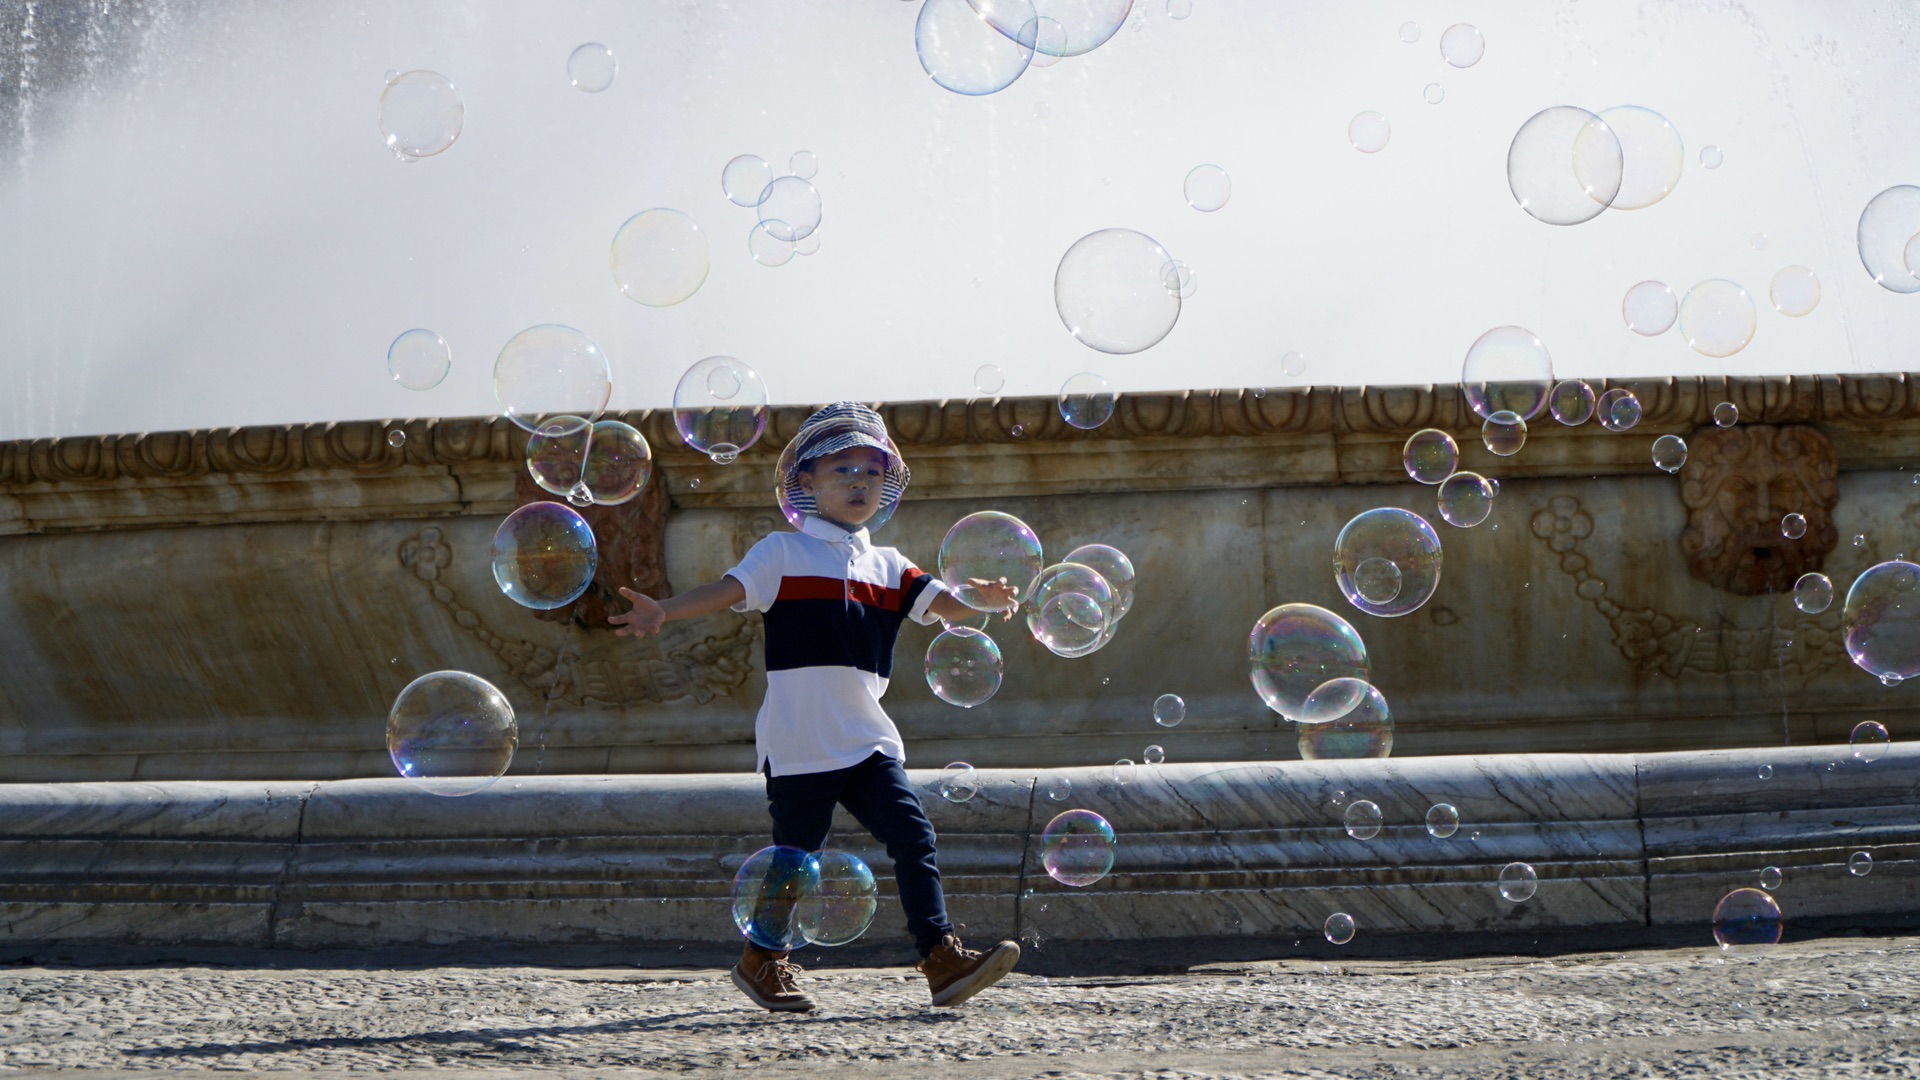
left=1, top=375, right=1917, bottom=782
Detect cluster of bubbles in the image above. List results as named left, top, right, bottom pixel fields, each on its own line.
left=730, top=845, right=879, bottom=950
left=915, top=0, right=1130, bottom=97
left=721, top=152, right=826, bottom=267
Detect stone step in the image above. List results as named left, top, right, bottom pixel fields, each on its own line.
left=0, top=744, right=1910, bottom=960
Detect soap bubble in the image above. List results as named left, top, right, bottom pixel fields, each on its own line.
left=1850, top=720, right=1889, bottom=763
left=1714, top=402, right=1739, bottom=427
left=1281, top=351, right=1308, bottom=377
left=611, top=208, right=710, bottom=307
left=378, top=70, right=463, bottom=158
left=1342, top=799, right=1383, bottom=840
left=387, top=671, right=518, bottom=797
left=1438, top=22, right=1483, bottom=67
left=1160, top=259, right=1198, bottom=300
left=1853, top=533, right=1867, bottom=548
left=1792, top=572, right=1833, bottom=614
left=1481, top=411, right=1527, bottom=457
left=1184, top=164, right=1231, bottom=211
left=756, top=177, right=822, bottom=242
left=1023, top=17, right=1067, bottom=65
left=1596, top=388, right=1641, bottom=432
left=567, top=43, right=616, bottom=92
left=1153, top=693, right=1186, bottom=727
left=1143, top=744, right=1165, bottom=766
left=1403, top=429, right=1459, bottom=484
left=1770, top=266, right=1821, bottom=316
left=731, top=845, right=820, bottom=951
left=1059, top=372, right=1118, bottom=429
left=974, top=364, right=1006, bottom=395
left=673, top=357, right=769, bottom=464
left=1248, top=604, right=1370, bottom=720
left=1507, top=106, right=1622, bottom=226
left=1758, top=763, right=1773, bottom=780
left=1166, top=0, right=1192, bottom=18
left=1426, top=803, right=1460, bottom=838
left=1424, top=83, right=1444, bottom=105
left=525, top=416, right=592, bottom=499
left=939, top=511, right=1043, bottom=612
left=722, top=155, right=774, bottom=207
left=581, top=421, right=653, bottom=506
left=1498, top=862, right=1538, bottom=902
left=1844, top=560, right=1920, bottom=683
left=1045, top=773, right=1073, bottom=801
left=494, top=325, right=613, bottom=434
left=1323, top=912, right=1356, bottom=945
left=797, top=849, right=877, bottom=947
left=968, top=0, right=1130, bottom=58
left=1055, top=229, right=1182, bottom=354
left=749, top=221, right=795, bottom=266
left=1462, top=326, right=1553, bottom=421
left=1857, top=185, right=1920, bottom=292
left=1780, top=513, right=1807, bottom=539
left=1679, top=279, right=1757, bottom=357
left=1712, top=888, right=1782, bottom=950
left=1027, top=562, right=1116, bottom=657
left=388, top=429, right=406, bottom=448
left=1333, top=507, right=1442, bottom=617
left=1549, top=379, right=1595, bottom=426
left=925, top=627, right=1004, bottom=708
left=795, top=232, right=822, bottom=256
left=1596, top=106, right=1684, bottom=210
left=1399, top=21, right=1420, bottom=43
left=1064, top=544, right=1136, bottom=621
left=1699, top=145, right=1723, bottom=169
left=1652, top=434, right=1688, bottom=474
left=388, top=329, right=451, bottom=390
left=492, top=501, right=598, bottom=610
left=1622, top=281, right=1678, bottom=335
left=939, top=761, right=980, bottom=803
left=916, top=0, right=1034, bottom=96
left=1041, top=809, right=1117, bottom=887
left=1759, top=865, right=1782, bottom=890
left=1436, top=472, right=1494, bottom=528
left=1296, top=680, right=1394, bottom=759
left=1348, top=111, right=1390, bottom=153
left=1113, top=758, right=1136, bottom=785
left=789, top=150, right=818, bottom=180
left=1849, top=851, right=1873, bottom=876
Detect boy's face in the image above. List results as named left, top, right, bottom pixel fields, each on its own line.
left=797, top=445, right=889, bottom=528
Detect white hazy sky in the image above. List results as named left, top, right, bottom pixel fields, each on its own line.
left=2, top=0, right=1918, bottom=440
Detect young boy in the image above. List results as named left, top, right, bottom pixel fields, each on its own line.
left=610, top=401, right=1022, bottom=1012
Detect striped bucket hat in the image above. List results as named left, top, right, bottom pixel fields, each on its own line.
left=775, top=402, right=911, bottom=531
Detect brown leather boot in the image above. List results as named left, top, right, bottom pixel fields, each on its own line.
left=731, top=943, right=816, bottom=1012
left=918, top=933, right=1020, bottom=1007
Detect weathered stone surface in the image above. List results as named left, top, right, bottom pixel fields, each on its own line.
left=0, top=747, right=1909, bottom=954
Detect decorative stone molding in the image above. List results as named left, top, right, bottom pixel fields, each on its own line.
left=1678, top=425, right=1841, bottom=595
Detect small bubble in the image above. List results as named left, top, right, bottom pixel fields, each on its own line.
left=1034, top=101, right=1050, bottom=119
left=1423, top=83, right=1444, bottom=105
left=1751, top=232, right=1769, bottom=251
left=1849, top=851, right=1873, bottom=876
left=689, top=478, right=701, bottom=489
left=1853, top=533, right=1867, bottom=548
left=1700, top=145, right=1724, bottom=169
left=387, top=429, right=407, bottom=448
left=1757, top=764, right=1773, bottom=780
left=1759, top=865, right=1782, bottom=890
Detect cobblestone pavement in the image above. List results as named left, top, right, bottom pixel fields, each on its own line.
left=0, top=936, right=1916, bottom=1077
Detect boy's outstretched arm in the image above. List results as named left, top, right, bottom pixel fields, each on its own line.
left=927, top=578, right=1020, bottom=623
left=611, top=578, right=748, bottom=638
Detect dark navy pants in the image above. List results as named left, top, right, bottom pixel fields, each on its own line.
left=765, top=751, right=952, bottom=957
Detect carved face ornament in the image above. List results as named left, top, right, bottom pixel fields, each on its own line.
left=1679, top=425, right=1839, bottom=596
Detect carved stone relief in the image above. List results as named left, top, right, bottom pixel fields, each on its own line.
left=1678, top=424, right=1840, bottom=595
left=397, top=525, right=756, bottom=708
left=511, top=469, right=673, bottom=630
left=1530, top=495, right=1844, bottom=684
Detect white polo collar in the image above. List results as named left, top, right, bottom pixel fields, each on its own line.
left=800, top=515, right=872, bottom=552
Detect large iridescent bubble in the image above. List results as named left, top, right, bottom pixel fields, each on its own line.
left=673, top=356, right=768, bottom=465
left=1507, top=106, right=1622, bottom=226
left=378, top=70, right=463, bottom=159
left=1297, top=679, right=1394, bottom=759
left=925, top=627, right=1004, bottom=708
left=386, top=671, right=518, bottom=797
left=1843, top=560, right=1920, bottom=683
left=1055, top=229, right=1182, bottom=354
left=731, top=845, right=821, bottom=951
left=610, top=208, right=709, bottom=308
left=1040, top=809, right=1117, bottom=888
left=1332, top=508, right=1442, bottom=617
left=494, top=325, right=613, bottom=434
left=1026, top=562, right=1115, bottom=657
left=1248, top=604, right=1370, bottom=720
left=1064, top=544, right=1136, bottom=620
left=939, top=511, right=1043, bottom=612
left=581, top=421, right=653, bottom=506
left=797, top=849, right=878, bottom=947
left=970, top=0, right=1131, bottom=58
left=918, top=0, right=1035, bottom=96
left=1461, top=326, right=1553, bottom=421
left=492, top=501, right=598, bottom=610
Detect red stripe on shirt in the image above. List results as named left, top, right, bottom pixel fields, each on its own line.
left=776, top=575, right=907, bottom=610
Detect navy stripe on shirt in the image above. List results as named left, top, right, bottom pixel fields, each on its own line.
left=762, top=568, right=935, bottom=678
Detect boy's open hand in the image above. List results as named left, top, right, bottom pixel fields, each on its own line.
left=968, top=577, right=1020, bottom=619
left=611, top=587, right=667, bottom=638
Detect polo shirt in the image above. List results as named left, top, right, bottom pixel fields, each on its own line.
left=726, top=515, right=948, bottom=777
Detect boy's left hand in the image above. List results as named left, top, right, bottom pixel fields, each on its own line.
left=968, top=577, right=1020, bottom=619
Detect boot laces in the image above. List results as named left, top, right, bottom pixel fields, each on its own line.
left=770, top=958, right=804, bottom=992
